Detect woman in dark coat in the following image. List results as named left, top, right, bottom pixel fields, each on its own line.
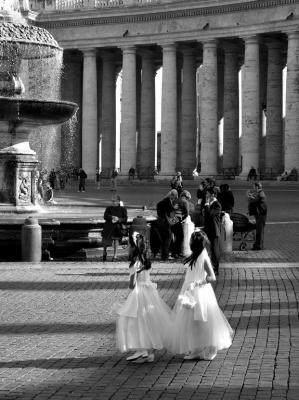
left=217, top=184, right=235, bottom=213
left=102, top=195, right=128, bottom=261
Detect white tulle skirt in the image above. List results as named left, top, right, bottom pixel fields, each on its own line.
left=116, top=281, right=173, bottom=352
left=168, top=282, right=233, bottom=357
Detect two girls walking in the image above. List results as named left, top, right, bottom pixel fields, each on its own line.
left=115, top=229, right=234, bottom=363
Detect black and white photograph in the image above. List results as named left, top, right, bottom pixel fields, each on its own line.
left=0, top=0, right=298, bottom=399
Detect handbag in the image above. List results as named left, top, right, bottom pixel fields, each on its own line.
left=166, top=211, right=180, bottom=226
left=179, top=288, right=196, bottom=309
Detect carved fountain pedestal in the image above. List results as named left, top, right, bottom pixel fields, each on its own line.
left=0, top=96, right=77, bottom=213
left=0, top=151, right=38, bottom=213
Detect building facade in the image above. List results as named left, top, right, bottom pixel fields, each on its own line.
left=28, top=0, right=299, bottom=179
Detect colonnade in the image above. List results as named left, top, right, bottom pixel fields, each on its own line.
left=64, top=31, right=299, bottom=179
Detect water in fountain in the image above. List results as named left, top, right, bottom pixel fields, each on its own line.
left=0, top=2, right=78, bottom=212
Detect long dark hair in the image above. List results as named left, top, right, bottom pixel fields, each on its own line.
left=184, top=230, right=210, bottom=269
left=129, top=232, right=151, bottom=271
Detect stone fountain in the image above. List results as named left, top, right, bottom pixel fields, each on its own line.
left=0, top=1, right=78, bottom=213
left=0, top=2, right=155, bottom=261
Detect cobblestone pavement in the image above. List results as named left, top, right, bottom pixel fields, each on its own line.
left=0, top=182, right=299, bottom=399
left=0, top=257, right=298, bottom=400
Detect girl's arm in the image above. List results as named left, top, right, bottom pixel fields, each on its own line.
left=204, top=255, right=216, bottom=282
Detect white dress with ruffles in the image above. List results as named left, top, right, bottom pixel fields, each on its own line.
left=116, top=263, right=172, bottom=352
left=168, top=248, right=233, bottom=358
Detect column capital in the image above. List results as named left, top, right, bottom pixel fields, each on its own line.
left=285, top=30, right=299, bottom=40
left=120, top=45, right=136, bottom=55
left=79, top=48, right=97, bottom=57
left=160, top=43, right=177, bottom=52
left=242, top=35, right=260, bottom=45
left=201, top=39, right=218, bottom=48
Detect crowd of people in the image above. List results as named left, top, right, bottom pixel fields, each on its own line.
left=149, top=175, right=236, bottom=276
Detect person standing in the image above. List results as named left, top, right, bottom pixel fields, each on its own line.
left=102, top=194, right=128, bottom=261
left=247, top=166, right=258, bottom=181
left=203, top=186, right=222, bottom=275
left=95, top=169, right=102, bottom=189
left=180, top=190, right=195, bottom=257
left=156, top=189, right=180, bottom=260
left=111, top=168, right=119, bottom=191
left=217, top=184, right=235, bottom=213
left=78, top=168, right=87, bottom=192
left=170, top=171, right=183, bottom=195
left=248, top=182, right=267, bottom=250
left=49, top=169, right=56, bottom=190
left=128, top=167, right=135, bottom=181
left=168, top=230, right=233, bottom=360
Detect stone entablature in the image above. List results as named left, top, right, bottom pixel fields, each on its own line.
left=33, top=0, right=299, bottom=49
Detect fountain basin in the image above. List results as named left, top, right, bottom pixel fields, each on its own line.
left=0, top=97, right=78, bottom=212
left=0, top=97, right=78, bottom=128
left=0, top=211, right=157, bottom=261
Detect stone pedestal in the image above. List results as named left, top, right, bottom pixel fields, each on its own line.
left=0, top=150, right=38, bottom=213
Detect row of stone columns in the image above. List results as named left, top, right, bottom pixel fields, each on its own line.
left=78, top=31, right=299, bottom=178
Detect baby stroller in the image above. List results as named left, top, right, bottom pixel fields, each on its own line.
left=229, top=212, right=256, bottom=250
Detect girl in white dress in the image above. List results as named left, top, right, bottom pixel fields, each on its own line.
left=116, top=232, right=172, bottom=363
left=168, top=229, right=234, bottom=360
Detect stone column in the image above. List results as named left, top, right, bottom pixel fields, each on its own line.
left=139, top=50, right=156, bottom=178
left=241, top=36, right=260, bottom=176
left=223, top=42, right=239, bottom=170
left=200, top=40, right=218, bottom=175
left=120, top=46, right=137, bottom=175
left=81, top=48, right=98, bottom=176
left=285, top=31, right=299, bottom=170
left=101, top=51, right=116, bottom=173
left=180, top=47, right=197, bottom=174
left=160, top=43, right=177, bottom=176
left=265, top=40, right=283, bottom=174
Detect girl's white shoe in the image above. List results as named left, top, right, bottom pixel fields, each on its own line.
left=126, top=351, right=148, bottom=361
left=184, top=353, right=200, bottom=360
left=133, top=352, right=155, bottom=363
left=147, top=353, right=155, bottom=362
